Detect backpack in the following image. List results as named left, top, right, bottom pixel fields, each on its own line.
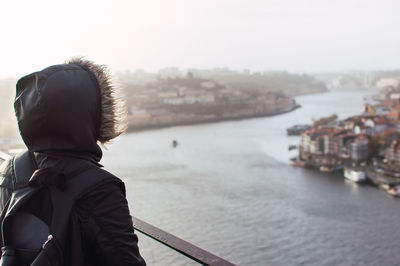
left=0, top=151, right=118, bottom=266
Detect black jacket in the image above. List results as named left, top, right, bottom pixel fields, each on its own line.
left=1, top=63, right=146, bottom=265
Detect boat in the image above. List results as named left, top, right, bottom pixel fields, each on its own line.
left=387, top=185, right=400, bottom=197
left=344, top=167, right=366, bottom=183
left=290, top=157, right=311, bottom=168
left=172, top=140, right=178, bottom=148
left=320, top=166, right=332, bottom=172
left=320, top=165, right=343, bottom=172
left=288, top=144, right=297, bottom=151
left=380, top=183, right=390, bottom=191
left=286, top=124, right=312, bottom=136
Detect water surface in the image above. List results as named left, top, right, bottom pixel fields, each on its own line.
left=103, top=89, right=400, bottom=266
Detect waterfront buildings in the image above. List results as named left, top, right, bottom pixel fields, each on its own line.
left=350, top=136, right=369, bottom=161
left=385, top=137, right=400, bottom=165
left=296, top=86, right=400, bottom=192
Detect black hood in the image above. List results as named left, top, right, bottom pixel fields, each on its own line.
left=14, top=64, right=102, bottom=162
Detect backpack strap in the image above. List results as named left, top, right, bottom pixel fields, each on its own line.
left=48, top=166, right=118, bottom=236
left=40, top=165, right=118, bottom=266
left=1, top=151, right=40, bottom=218
left=0, top=150, right=33, bottom=219
left=0, top=151, right=42, bottom=256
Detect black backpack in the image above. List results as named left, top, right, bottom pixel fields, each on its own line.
left=0, top=151, right=118, bottom=266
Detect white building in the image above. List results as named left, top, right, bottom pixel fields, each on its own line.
left=376, top=78, right=400, bottom=89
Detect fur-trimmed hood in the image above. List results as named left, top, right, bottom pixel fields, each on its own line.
left=15, top=62, right=109, bottom=162
left=65, top=58, right=127, bottom=144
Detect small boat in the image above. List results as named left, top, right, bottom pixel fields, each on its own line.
left=286, top=124, right=312, bottom=136
left=379, top=183, right=390, bottom=191
left=344, top=168, right=366, bottom=183
left=387, top=185, right=400, bottom=197
left=290, top=157, right=311, bottom=168
left=288, top=145, right=297, bottom=151
left=320, top=166, right=331, bottom=172
left=172, top=140, right=178, bottom=148
left=320, top=165, right=343, bottom=172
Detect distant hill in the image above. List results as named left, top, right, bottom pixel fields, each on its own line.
left=120, top=73, right=303, bottom=131
left=116, top=68, right=328, bottom=97
left=186, top=69, right=327, bottom=96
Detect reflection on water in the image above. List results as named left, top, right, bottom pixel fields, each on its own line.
left=102, top=89, right=400, bottom=266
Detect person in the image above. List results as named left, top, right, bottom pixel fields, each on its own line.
left=0, top=58, right=146, bottom=265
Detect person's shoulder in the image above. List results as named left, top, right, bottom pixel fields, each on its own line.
left=87, top=167, right=125, bottom=192
left=74, top=169, right=128, bottom=220
left=76, top=167, right=126, bottom=203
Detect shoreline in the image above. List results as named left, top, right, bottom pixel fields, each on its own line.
left=127, top=103, right=301, bottom=133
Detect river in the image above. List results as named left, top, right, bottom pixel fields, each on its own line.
left=102, top=89, right=400, bottom=266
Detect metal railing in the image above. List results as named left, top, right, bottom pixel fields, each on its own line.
left=0, top=151, right=235, bottom=266
left=133, top=217, right=234, bottom=265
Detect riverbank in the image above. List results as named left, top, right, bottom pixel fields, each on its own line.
left=123, top=71, right=326, bottom=132
left=126, top=88, right=330, bottom=132
left=127, top=100, right=301, bottom=132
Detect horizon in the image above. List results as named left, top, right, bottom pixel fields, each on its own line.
left=2, top=66, right=400, bottom=81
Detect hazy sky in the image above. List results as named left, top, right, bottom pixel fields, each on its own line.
left=1, top=0, right=400, bottom=78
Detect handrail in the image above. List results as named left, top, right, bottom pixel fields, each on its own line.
left=0, top=151, right=235, bottom=266
left=133, top=217, right=234, bottom=266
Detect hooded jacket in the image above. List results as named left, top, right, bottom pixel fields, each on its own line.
left=5, top=63, right=145, bottom=265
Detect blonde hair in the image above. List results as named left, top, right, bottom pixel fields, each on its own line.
left=65, top=57, right=128, bottom=144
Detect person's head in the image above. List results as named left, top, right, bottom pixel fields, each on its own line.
left=64, top=57, right=127, bottom=144
left=14, top=58, right=127, bottom=160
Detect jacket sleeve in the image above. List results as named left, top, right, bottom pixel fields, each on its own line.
left=77, top=180, right=146, bottom=266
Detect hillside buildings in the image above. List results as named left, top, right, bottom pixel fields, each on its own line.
left=126, top=76, right=299, bottom=130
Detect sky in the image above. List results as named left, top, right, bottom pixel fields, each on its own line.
left=1, top=0, right=400, bottom=78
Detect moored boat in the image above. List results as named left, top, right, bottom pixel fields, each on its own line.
left=344, top=167, right=366, bottom=183
left=286, top=124, right=312, bottom=136
left=320, top=166, right=331, bottom=172
left=290, top=157, right=312, bottom=168
left=288, top=144, right=297, bottom=151
left=320, top=165, right=343, bottom=172
left=387, top=185, right=400, bottom=197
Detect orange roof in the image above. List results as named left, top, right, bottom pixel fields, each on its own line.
left=379, top=128, right=397, bottom=138
left=373, top=117, right=391, bottom=124
left=378, top=99, right=397, bottom=107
